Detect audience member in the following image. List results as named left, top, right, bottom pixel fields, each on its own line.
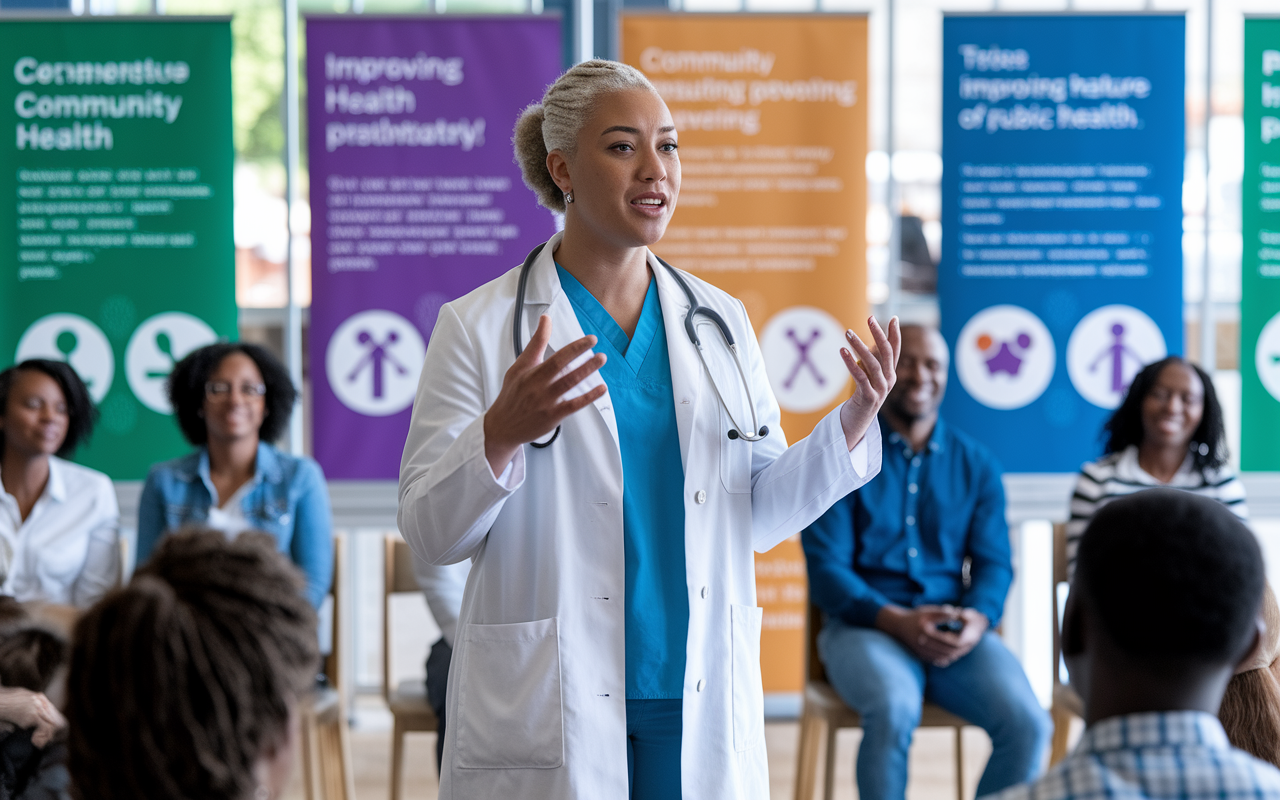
left=1220, top=584, right=1280, bottom=766
left=66, top=528, right=318, bottom=800
left=1067, top=356, right=1245, bottom=577
left=0, top=361, right=118, bottom=609
left=136, top=344, right=332, bottom=608
left=803, top=325, right=1050, bottom=800
left=0, top=596, right=71, bottom=800
left=983, top=489, right=1280, bottom=800
left=412, top=558, right=469, bottom=770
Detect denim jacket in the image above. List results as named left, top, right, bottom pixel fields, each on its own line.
left=137, top=442, right=333, bottom=608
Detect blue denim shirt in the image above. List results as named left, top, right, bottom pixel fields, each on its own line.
left=137, top=442, right=333, bottom=608
left=802, top=416, right=1012, bottom=628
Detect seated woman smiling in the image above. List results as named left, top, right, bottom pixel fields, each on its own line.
left=0, top=360, right=118, bottom=609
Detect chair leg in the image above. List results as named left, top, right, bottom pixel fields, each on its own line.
left=390, top=717, right=406, bottom=800
left=822, top=722, right=839, bottom=800
left=794, top=713, right=822, bottom=800
left=1049, top=705, right=1074, bottom=767
left=954, top=727, right=964, bottom=800
left=301, top=710, right=319, bottom=800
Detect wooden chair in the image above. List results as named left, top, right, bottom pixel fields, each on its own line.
left=300, top=534, right=356, bottom=800
left=795, top=603, right=971, bottom=800
left=1049, top=523, right=1084, bottom=765
left=384, top=535, right=440, bottom=800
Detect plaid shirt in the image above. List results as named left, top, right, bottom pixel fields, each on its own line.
left=983, top=711, right=1280, bottom=800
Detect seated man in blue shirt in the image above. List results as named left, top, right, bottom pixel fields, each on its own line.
left=802, top=325, right=1051, bottom=800
left=986, top=489, right=1280, bottom=800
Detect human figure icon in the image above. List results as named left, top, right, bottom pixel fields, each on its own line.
left=784, top=328, right=826, bottom=390
left=146, top=331, right=177, bottom=380
left=55, top=329, right=92, bottom=391
left=1089, top=322, right=1142, bottom=396
left=347, top=329, right=409, bottom=399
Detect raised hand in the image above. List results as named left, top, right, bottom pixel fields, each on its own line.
left=483, top=315, right=607, bottom=476
left=838, top=316, right=901, bottom=451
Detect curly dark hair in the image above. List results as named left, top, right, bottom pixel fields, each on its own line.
left=166, top=343, right=296, bottom=446
left=66, top=527, right=318, bottom=800
left=0, top=359, right=97, bottom=458
left=1103, top=355, right=1227, bottom=471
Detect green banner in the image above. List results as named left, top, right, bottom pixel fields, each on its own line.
left=1, top=19, right=236, bottom=480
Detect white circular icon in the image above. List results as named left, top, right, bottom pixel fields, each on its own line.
left=325, top=310, right=425, bottom=417
left=1066, top=305, right=1167, bottom=409
left=955, top=305, right=1056, bottom=410
left=759, top=306, right=850, bottom=414
left=1256, top=311, right=1280, bottom=402
left=125, top=312, right=218, bottom=414
left=15, top=314, right=115, bottom=404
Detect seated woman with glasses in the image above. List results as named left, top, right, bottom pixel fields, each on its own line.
left=136, top=344, right=332, bottom=608
left=0, top=359, right=119, bottom=608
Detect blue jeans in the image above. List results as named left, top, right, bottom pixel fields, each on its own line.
left=626, top=699, right=682, bottom=799
left=818, top=621, right=1051, bottom=800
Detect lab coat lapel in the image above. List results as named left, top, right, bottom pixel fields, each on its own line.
left=519, top=233, right=618, bottom=450
left=650, top=250, right=703, bottom=469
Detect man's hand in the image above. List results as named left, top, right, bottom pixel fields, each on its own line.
left=875, top=605, right=989, bottom=667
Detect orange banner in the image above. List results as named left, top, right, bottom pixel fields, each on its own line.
left=623, top=14, right=869, bottom=694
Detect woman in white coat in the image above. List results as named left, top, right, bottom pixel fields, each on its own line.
left=398, top=59, right=900, bottom=800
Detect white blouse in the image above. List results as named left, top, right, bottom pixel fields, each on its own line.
left=0, top=456, right=120, bottom=607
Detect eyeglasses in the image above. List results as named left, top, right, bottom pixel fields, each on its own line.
left=205, top=381, right=267, bottom=399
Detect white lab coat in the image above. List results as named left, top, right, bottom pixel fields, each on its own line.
left=398, top=231, right=883, bottom=800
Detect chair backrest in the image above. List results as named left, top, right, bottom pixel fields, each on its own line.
left=383, top=535, right=420, bottom=702
left=806, top=602, right=828, bottom=685
left=1052, top=522, right=1067, bottom=686
left=324, top=534, right=346, bottom=692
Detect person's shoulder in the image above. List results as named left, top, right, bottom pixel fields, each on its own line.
left=144, top=451, right=201, bottom=483
left=1216, top=746, right=1280, bottom=794
left=940, top=420, right=1004, bottom=475
left=443, top=259, right=524, bottom=324
left=50, top=457, right=115, bottom=496
left=262, top=445, right=325, bottom=484
left=1079, top=450, right=1125, bottom=481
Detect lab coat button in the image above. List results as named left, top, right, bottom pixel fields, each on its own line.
left=695, top=490, right=707, bottom=504
left=700, top=586, right=708, bottom=599
left=696, top=679, right=704, bottom=692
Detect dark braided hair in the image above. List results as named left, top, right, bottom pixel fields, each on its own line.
left=1102, top=355, right=1227, bottom=471
left=66, top=528, right=318, bottom=800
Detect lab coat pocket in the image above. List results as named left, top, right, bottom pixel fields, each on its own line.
left=731, top=604, right=765, bottom=752
left=455, top=617, right=564, bottom=769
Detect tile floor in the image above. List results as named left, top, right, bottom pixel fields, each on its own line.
left=282, top=698, right=1026, bottom=800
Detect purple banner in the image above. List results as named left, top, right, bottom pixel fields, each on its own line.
left=307, top=16, right=561, bottom=479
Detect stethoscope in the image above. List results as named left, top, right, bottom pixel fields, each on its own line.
left=513, top=243, right=769, bottom=449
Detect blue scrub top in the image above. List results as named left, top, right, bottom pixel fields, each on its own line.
left=557, top=265, right=689, bottom=700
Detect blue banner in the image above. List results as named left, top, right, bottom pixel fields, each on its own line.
left=938, top=14, right=1185, bottom=473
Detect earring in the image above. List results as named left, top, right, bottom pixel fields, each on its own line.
left=564, top=191, right=574, bottom=204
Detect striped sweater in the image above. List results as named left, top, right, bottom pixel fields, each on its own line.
left=1066, top=445, right=1248, bottom=578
